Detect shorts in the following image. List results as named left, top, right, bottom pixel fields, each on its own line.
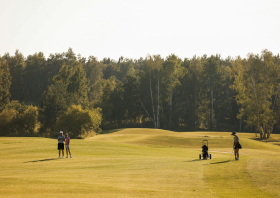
left=65, top=145, right=70, bottom=149
left=235, top=142, right=242, bottom=149
left=58, top=143, right=64, bottom=150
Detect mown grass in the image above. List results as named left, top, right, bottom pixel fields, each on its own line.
left=0, top=128, right=279, bottom=197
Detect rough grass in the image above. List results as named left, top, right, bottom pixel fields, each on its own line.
left=0, top=128, right=279, bottom=197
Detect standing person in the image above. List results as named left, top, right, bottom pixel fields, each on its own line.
left=58, top=131, right=65, bottom=158
left=231, top=131, right=242, bottom=160
left=65, top=133, right=72, bottom=158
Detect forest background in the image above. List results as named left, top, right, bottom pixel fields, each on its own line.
left=1, top=48, right=280, bottom=139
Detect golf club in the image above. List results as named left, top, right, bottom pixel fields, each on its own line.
left=229, top=149, right=234, bottom=161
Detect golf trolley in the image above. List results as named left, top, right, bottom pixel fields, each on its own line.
left=199, top=140, right=211, bottom=160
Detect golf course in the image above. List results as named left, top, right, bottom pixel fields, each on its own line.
left=0, top=128, right=280, bottom=198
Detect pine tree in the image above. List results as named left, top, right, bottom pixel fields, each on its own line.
left=0, top=57, right=11, bottom=112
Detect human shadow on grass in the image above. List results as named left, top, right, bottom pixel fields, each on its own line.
left=209, top=160, right=231, bottom=165
left=185, top=159, right=202, bottom=162
left=24, top=158, right=58, bottom=163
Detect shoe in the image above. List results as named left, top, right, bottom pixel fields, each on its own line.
left=66, top=156, right=68, bottom=158
left=70, top=156, right=72, bottom=158
left=58, top=156, right=61, bottom=158
left=235, top=157, right=237, bottom=160
left=236, top=158, right=239, bottom=160
left=62, top=156, right=64, bottom=158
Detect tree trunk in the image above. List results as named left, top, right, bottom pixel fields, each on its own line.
left=139, top=97, right=154, bottom=126
left=149, top=72, right=156, bottom=128
left=264, top=124, right=266, bottom=138
left=169, top=89, right=172, bottom=130
left=194, top=77, right=197, bottom=129
left=116, top=113, right=118, bottom=129
left=267, top=126, right=272, bottom=138
left=21, top=75, right=26, bottom=101
left=157, top=70, right=160, bottom=128
left=211, top=89, right=214, bottom=130
left=239, top=116, right=242, bottom=132
left=259, top=126, right=264, bottom=139
left=226, top=87, right=237, bottom=127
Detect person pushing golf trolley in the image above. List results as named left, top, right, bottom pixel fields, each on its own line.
left=199, top=140, right=211, bottom=160
left=231, top=131, right=242, bottom=160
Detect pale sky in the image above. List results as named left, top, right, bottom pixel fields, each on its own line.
left=1, top=0, right=280, bottom=61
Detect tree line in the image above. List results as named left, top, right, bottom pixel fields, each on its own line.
left=0, top=48, right=279, bottom=138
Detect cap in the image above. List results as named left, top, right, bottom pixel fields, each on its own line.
left=231, top=131, right=236, bottom=135
left=66, top=133, right=68, bottom=135
left=60, top=131, right=63, bottom=133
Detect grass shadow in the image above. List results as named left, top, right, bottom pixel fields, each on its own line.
left=250, top=137, right=280, bottom=147
left=24, top=158, right=58, bottom=163
left=100, top=129, right=122, bottom=135
left=2, top=142, right=26, bottom=144
left=250, top=137, right=280, bottom=142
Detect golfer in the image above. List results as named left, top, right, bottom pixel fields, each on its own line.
left=65, top=133, right=72, bottom=158
left=58, top=131, right=65, bottom=158
left=231, top=131, right=242, bottom=160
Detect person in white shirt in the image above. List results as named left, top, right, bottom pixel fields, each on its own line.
left=58, top=131, right=65, bottom=158
left=231, top=131, right=242, bottom=160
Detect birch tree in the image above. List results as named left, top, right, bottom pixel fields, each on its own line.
left=83, top=56, right=104, bottom=101
left=138, top=55, right=162, bottom=128
left=229, top=50, right=280, bottom=138
left=202, top=55, right=221, bottom=130
left=154, top=55, right=163, bottom=128
left=162, top=54, right=184, bottom=130
left=181, top=56, right=205, bottom=129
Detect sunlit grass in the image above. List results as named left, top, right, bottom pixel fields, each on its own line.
left=0, top=129, right=279, bottom=197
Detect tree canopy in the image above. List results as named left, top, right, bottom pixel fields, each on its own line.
left=1, top=48, right=280, bottom=138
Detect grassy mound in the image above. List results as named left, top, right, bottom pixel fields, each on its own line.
left=0, top=128, right=279, bottom=197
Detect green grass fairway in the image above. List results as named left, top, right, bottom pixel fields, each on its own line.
left=1, top=128, right=280, bottom=198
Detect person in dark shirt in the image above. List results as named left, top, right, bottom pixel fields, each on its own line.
left=202, top=144, right=208, bottom=159
left=58, top=131, right=65, bottom=158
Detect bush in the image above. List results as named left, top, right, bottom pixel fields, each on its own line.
left=0, top=101, right=38, bottom=136
left=18, top=105, right=38, bottom=135
left=56, top=105, right=102, bottom=138
left=0, top=108, right=16, bottom=136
